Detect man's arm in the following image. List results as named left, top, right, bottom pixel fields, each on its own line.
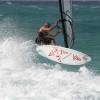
left=38, top=27, right=50, bottom=33
left=40, top=26, right=56, bottom=32
left=49, top=21, right=59, bottom=31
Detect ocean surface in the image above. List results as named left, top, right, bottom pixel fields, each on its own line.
left=0, top=1, right=100, bottom=100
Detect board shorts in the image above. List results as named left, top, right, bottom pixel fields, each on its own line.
left=35, top=32, right=55, bottom=45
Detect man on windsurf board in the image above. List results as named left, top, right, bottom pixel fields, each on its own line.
left=35, top=21, right=61, bottom=45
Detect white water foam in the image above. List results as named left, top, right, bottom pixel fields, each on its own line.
left=24, top=5, right=43, bottom=10
left=90, top=6, right=100, bottom=9
left=0, top=39, right=100, bottom=100
left=6, top=1, right=13, bottom=5
left=0, top=17, right=19, bottom=40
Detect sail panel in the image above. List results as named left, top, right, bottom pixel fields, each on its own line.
left=59, top=0, right=74, bottom=48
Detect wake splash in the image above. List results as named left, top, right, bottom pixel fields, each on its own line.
left=0, top=38, right=100, bottom=100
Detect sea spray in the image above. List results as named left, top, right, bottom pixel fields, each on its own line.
left=0, top=39, right=100, bottom=100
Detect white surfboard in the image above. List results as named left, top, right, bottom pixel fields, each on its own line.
left=36, top=45, right=91, bottom=65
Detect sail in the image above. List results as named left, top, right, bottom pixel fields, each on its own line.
left=59, top=0, right=75, bottom=48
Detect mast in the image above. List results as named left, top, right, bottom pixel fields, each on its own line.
left=59, top=0, right=68, bottom=48
left=58, top=0, right=74, bottom=48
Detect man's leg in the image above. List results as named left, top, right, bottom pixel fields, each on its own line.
left=51, top=39, right=56, bottom=45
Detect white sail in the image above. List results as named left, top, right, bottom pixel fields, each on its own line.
left=59, top=0, right=74, bottom=48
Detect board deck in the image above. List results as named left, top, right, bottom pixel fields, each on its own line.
left=36, top=45, right=91, bottom=65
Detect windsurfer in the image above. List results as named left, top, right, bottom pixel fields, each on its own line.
left=35, top=21, right=59, bottom=45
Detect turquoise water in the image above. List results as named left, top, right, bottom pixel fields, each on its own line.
left=0, top=1, right=100, bottom=100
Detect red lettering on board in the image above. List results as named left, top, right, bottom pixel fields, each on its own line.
left=48, top=47, right=70, bottom=62
left=73, top=55, right=81, bottom=61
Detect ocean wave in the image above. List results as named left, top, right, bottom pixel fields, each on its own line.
left=5, top=1, right=13, bottom=5
left=0, top=38, right=99, bottom=100
left=0, top=17, right=26, bottom=40
left=0, top=14, right=3, bottom=17
left=90, top=6, right=100, bottom=9
left=24, top=5, right=43, bottom=10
